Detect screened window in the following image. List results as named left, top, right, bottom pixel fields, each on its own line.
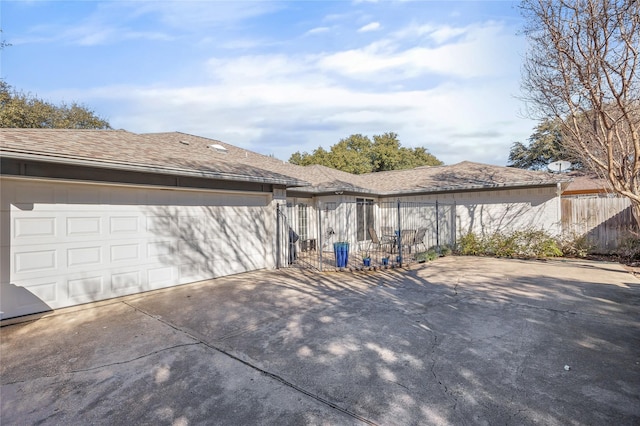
left=356, top=198, right=374, bottom=241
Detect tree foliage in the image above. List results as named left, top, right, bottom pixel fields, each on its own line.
left=520, top=0, right=640, bottom=225
left=0, top=81, right=111, bottom=129
left=289, top=132, right=443, bottom=174
left=508, top=118, right=581, bottom=170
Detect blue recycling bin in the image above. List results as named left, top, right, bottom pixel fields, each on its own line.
left=333, top=242, right=350, bottom=268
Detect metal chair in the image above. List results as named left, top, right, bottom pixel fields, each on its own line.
left=410, top=227, right=428, bottom=253
left=399, top=229, right=417, bottom=253
left=368, top=227, right=391, bottom=255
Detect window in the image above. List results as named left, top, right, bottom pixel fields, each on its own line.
left=297, top=203, right=308, bottom=241
left=356, top=198, right=374, bottom=241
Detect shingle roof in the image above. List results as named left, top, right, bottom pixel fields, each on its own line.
left=563, top=172, right=612, bottom=194
left=144, top=133, right=374, bottom=194
left=0, top=129, right=308, bottom=186
left=356, top=161, right=565, bottom=195
left=1, top=129, right=567, bottom=195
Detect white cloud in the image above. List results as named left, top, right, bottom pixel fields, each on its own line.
left=317, top=22, right=518, bottom=82
left=35, top=6, right=532, bottom=166
left=15, top=1, right=280, bottom=46
left=121, top=1, right=282, bottom=30
left=305, top=26, right=331, bottom=36
left=72, top=51, right=533, bottom=165
left=358, top=22, right=381, bottom=32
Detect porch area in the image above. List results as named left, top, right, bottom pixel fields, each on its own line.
left=277, top=200, right=456, bottom=271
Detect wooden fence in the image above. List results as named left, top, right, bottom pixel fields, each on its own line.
left=562, top=196, right=637, bottom=253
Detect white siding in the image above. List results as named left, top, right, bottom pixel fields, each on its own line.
left=1, top=178, right=275, bottom=319
left=395, top=187, right=562, bottom=237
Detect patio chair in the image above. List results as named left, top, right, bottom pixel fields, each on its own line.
left=399, top=229, right=417, bottom=253
left=367, top=227, right=391, bottom=254
left=380, top=226, right=397, bottom=251
left=381, top=226, right=394, bottom=236
left=410, top=227, right=428, bottom=253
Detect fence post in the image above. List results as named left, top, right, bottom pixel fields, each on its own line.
left=452, top=201, right=457, bottom=247
left=436, top=200, right=440, bottom=249
left=397, top=200, right=402, bottom=265
left=318, top=201, right=323, bottom=272
left=276, top=203, right=281, bottom=269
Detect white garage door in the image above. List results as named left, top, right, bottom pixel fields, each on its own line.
left=1, top=178, right=275, bottom=319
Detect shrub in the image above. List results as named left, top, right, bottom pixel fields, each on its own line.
left=457, top=233, right=483, bottom=256
left=440, top=245, right=453, bottom=256
left=559, top=232, right=593, bottom=258
left=414, top=251, right=428, bottom=263
left=455, top=229, right=562, bottom=259
left=618, top=236, right=640, bottom=260
left=415, top=248, right=440, bottom=263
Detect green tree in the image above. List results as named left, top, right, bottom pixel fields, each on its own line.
left=326, top=134, right=374, bottom=174
left=507, top=118, right=579, bottom=170
left=0, top=81, right=111, bottom=129
left=289, top=133, right=442, bottom=174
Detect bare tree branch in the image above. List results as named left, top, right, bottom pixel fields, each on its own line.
left=520, top=0, right=640, bottom=226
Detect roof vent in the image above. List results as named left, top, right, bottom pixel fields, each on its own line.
left=209, top=144, right=228, bottom=153
left=179, top=140, right=190, bottom=145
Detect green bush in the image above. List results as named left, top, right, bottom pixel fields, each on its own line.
left=457, top=233, right=483, bottom=256
left=455, top=229, right=562, bottom=259
left=618, top=236, right=640, bottom=260
left=559, top=232, right=593, bottom=258
left=415, top=248, right=440, bottom=263
left=440, top=245, right=453, bottom=256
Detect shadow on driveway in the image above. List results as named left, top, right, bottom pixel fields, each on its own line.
left=2, top=257, right=639, bottom=425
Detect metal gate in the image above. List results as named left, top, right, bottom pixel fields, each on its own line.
left=277, top=200, right=456, bottom=271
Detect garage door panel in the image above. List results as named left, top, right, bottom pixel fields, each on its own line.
left=111, top=270, right=142, bottom=294
left=147, top=266, right=176, bottom=289
left=178, top=263, right=205, bottom=284
left=14, top=249, right=58, bottom=274
left=14, top=276, right=62, bottom=306
left=3, top=179, right=276, bottom=319
left=66, top=216, right=102, bottom=237
left=66, top=246, right=102, bottom=268
left=146, top=240, right=176, bottom=260
left=109, top=216, right=140, bottom=235
left=13, top=217, right=56, bottom=240
left=110, top=242, right=141, bottom=263
left=67, top=274, right=105, bottom=302
left=145, top=215, right=176, bottom=237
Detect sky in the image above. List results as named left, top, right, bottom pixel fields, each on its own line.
left=1, top=0, right=538, bottom=166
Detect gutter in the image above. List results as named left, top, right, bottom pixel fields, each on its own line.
left=0, top=149, right=310, bottom=188
left=287, top=179, right=567, bottom=197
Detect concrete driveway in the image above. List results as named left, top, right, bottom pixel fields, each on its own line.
left=2, top=256, right=639, bottom=425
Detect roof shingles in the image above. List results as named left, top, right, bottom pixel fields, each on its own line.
left=1, top=129, right=566, bottom=194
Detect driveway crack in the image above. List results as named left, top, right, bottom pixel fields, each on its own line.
left=124, top=301, right=378, bottom=426
left=2, top=342, right=202, bottom=386
left=429, top=334, right=460, bottom=414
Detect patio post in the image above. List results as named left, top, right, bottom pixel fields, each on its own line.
left=276, top=203, right=281, bottom=269
left=397, top=200, right=402, bottom=266
left=318, top=201, right=323, bottom=272
left=436, top=200, right=440, bottom=249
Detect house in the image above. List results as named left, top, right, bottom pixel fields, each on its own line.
left=1, top=129, right=568, bottom=319
left=0, top=129, right=307, bottom=319
left=562, top=171, right=614, bottom=197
